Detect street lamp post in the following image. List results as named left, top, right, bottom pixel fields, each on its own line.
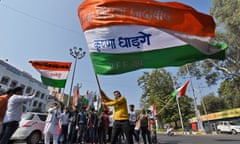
left=67, top=47, right=86, bottom=107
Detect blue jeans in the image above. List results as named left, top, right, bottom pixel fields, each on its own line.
left=88, top=126, right=95, bottom=143
left=0, top=121, right=19, bottom=144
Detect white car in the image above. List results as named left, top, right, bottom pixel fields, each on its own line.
left=11, top=112, right=47, bottom=144
left=217, top=120, right=240, bottom=135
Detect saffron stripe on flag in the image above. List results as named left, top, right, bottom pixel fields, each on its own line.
left=78, top=0, right=215, bottom=36
left=29, top=61, right=71, bottom=71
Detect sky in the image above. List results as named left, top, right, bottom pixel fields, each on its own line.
left=0, top=0, right=213, bottom=109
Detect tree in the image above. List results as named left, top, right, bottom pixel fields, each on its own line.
left=137, top=69, right=195, bottom=128
left=178, top=0, right=240, bottom=111
left=137, top=69, right=173, bottom=107
left=198, top=93, right=226, bottom=114
left=210, top=0, right=240, bottom=81
left=218, top=80, right=240, bottom=109
left=178, top=97, right=195, bottom=124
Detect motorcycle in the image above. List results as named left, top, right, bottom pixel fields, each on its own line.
left=166, top=127, right=174, bottom=136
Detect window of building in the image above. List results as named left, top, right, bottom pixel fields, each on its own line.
left=0, top=89, right=4, bottom=94
left=20, top=84, right=25, bottom=90
left=33, top=101, right=38, bottom=107
left=26, top=86, right=32, bottom=94
left=0, top=76, right=10, bottom=85
left=38, top=103, right=42, bottom=108
left=35, top=91, right=40, bottom=97
left=10, top=80, right=18, bottom=87
left=41, top=93, right=45, bottom=99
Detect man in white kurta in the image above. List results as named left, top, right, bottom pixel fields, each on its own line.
left=44, top=103, right=60, bottom=144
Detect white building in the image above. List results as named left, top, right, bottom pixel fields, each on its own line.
left=0, top=60, right=50, bottom=112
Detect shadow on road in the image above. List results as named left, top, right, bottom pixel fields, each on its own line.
left=159, top=140, right=179, bottom=144
left=215, top=139, right=240, bottom=142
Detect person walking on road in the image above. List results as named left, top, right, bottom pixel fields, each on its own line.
left=68, top=106, right=79, bottom=144
left=87, top=107, right=98, bottom=144
left=58, top=106, right=70, bottom=144
left=44, top=102, right=61, bottom=144
left=138, top=108, right=152, bottom=144
left=129, top=104, right=139, bottom=143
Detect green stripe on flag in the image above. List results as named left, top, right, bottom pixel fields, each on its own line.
left=171, top=90, right=178, bottom=102
left=41, top=76, right=67, bottom=88
left=91, top=44, right=226, bottom=75
left=171, top=90, right=178, bottom=98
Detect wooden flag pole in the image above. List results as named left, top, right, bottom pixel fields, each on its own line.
left=94, top=73, right=107, bottom=112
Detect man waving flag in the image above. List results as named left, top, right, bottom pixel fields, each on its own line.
left=78, top=0, right=227, bottom=75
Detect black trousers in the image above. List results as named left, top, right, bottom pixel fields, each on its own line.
left=130, top=124, right=139, bottom=142
left=58, top=124, right=68, bottom=143
left=111, top=120, right=133, bottom=144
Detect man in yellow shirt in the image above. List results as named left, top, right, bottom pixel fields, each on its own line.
left=100, top=89, right=133, bottom=144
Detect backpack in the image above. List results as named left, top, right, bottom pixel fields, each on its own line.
left=140, top=115, right=148, bottom=127
left=79, top=112, right=87, bottom=124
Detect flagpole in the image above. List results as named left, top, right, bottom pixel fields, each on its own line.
left=186, top=64, right=204, bottom=132
left=198, top=85, right=212, bottom=133
left=95, top=73, right=101, bottom=90
left=94, top=73, right=106, bottom=112
left=176, top=97, right=185, bottom=134
left=61, top=88, right=65, bottom=103
left=172, top=77, right=185, bottom=134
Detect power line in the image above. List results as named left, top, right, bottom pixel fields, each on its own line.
left=0, top=3, right=82, bottom=34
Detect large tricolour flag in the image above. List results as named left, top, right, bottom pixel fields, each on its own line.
left=29, top=61, right=71, bottom=88
left=78, top=0, right=227, bottom=75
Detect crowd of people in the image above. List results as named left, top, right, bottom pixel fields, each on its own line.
left=0, top=87, right=157, bottom=144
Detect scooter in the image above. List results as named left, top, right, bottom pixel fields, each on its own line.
left=166, top=127, right=174, bottom=136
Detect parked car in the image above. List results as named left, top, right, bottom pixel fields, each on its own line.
left=217, top=120, right=240, bottom=135
left=10, top=112, right=47, bottom=144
